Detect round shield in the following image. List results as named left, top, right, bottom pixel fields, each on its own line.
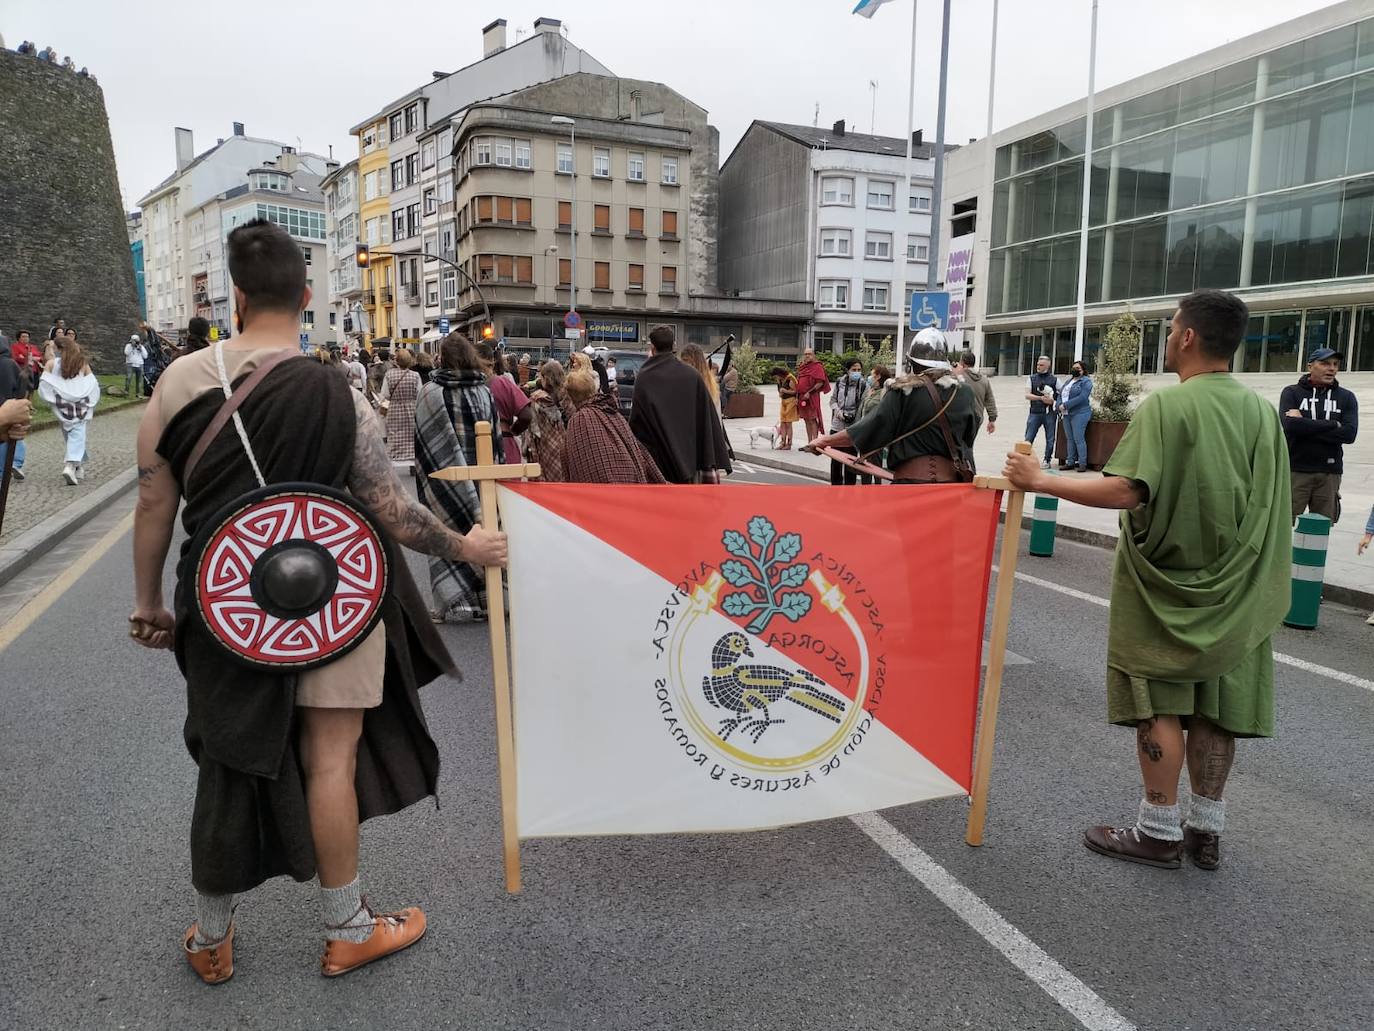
left=192, top=483, right=391, bottom=671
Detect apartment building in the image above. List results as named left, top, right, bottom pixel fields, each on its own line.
left=137, top=123, right=331, bottom=334
left=719, top=120, right=950, bottom=353
left=321, top=159, right=361, bottom=346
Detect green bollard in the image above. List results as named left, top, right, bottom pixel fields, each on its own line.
left=1029, top=495, right=1058, bottom=557
left=1284, top=512, right=1331, bottom=629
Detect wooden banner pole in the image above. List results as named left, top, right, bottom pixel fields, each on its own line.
left=471, top=420, right=526, bottom=893
left=965, top=440, right=1031, bottom=847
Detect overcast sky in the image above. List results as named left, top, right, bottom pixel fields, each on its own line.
left=6, top=0, right=1339, bottom=212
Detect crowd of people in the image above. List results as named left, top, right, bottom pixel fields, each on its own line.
left=7, top=37, right=96, bottom=79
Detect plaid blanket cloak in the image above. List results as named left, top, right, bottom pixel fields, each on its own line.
left=414, top=369, right=505, bottom=620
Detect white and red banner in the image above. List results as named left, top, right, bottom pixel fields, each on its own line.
left=498, top=483, right=1002, bottom=839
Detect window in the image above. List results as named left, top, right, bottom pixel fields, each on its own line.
left=862, top=282, right=890, bottom=311
left=593, top=148, right=611, bottom=177
left=475, top=254, right=534, bottom=285
left=362, top=127, right=379, bottom=154
left=474, top=139, right=492, bottom=165
left=421, top=141, right=436, bottom=169
left=557, top=143, right=573, bottom=174
left=442, top=271, right=456, bottom=301
left=661, top=210, right=679, bottom=239
left=515, top=141, right=531, bottom=169
left=425, top=279, right=439, bottom=306
left=909, top=192, right=932, bottom=212
left=818, top=279, right=849, bottom=309
left=390, top=113, right=403, bottom=140
left=439, top=225, right=455, bottom=259
left=865, top=232, right=893, bottom=259
left=406, top=202, right=421, bottom=238
left=907, top=235, right=930, bottom=261
left=821, top=177, right=853, bottom=205
left=423, top=187, right=436, bottom=215
left=301, top=310, right=315, bottom=327
left=329, top=312, right=336, bottom=326
left=594, top=261, right=611, bottom=290
left=819, top=229, right=851, bottom=256
left=813, top=331, right=835, bottom=352
left=404, top=103, right=418, bottom=134
left=558, top=201, right=573, bottom=231
left=423, top=231, right=437, bottom=262
left=363, top=171, right=377, bottom=201
left=628, top=207, right=645, bottom=237
left=866, top=180, right=895, bottom=209
left=662, top=157, right=679, bottom=185
left=302, top=246, right=312, bottom=265
left=405, top=154, right=419, bottom=183
left=628, top=264, right=644, bottom=290
left=661, top=266, right=677, bottom=293
left=255, top=204, right=326, bottom=240
left=392, top=209, right=406, bottom=240
left=391, top=159, right=404, bottom=192
left=365, top=217, right=380, bottom=246
left=594, top=204, right=611, bottom=234
left=628, top=152, right=645, bottom=181
left=495, top=140, right=513, bottom=167
left=437, top=176, right=453, bottom=203
left=558, top=258, right=572, bottom=286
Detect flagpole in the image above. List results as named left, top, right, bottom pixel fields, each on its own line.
left=976, top=0, right=999, bottom=368
left=892, top=0, right=919, bottom=359
left=927, top=0, right=951, bottom=299
left=1073, top=0, right=1099, bottom=362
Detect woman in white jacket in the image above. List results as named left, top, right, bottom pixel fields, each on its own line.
left=38, top=330, right=101, bottom=485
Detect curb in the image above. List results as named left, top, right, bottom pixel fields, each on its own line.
left=0, top=467, right=138, bottom=589
left=734, top=448, right=1374, bottom=610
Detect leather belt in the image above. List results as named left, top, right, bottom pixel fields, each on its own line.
left=891, top=454, right=961, bottom=484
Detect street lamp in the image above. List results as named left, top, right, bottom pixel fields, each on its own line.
left=551, top=115, right=576, bottom=315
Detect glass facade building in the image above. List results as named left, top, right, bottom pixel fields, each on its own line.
left=982, top=13, right=1374, bottom=375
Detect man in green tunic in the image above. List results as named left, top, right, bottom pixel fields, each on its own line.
left=1005, top=290, right=1290, bottom=871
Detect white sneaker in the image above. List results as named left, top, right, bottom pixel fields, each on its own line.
left=62, top=462, right=78, bottom=486
left=75, top=463, right=85, bottom=482
left=1040, top=460, right=1051, bottom=469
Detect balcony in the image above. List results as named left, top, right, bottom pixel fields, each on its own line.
left=380, top=286, right=394, bottom=303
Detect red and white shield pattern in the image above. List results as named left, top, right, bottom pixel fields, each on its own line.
left=196, top=492, right=387, bottom=667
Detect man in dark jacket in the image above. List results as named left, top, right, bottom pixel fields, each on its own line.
left=130, top=219, right=507, bottom=984
left=809, top=341, right=980, bottom=482
left=1024, top=354, right=1059, bottom=467
left=1281, top=347, right=1359, bottom=524
left=629, top=325, right=732, bottom=483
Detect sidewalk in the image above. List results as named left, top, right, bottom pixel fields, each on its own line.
left=0, top=404, right=144, bottom=578
left=725, top=372, right=1374, bottom=607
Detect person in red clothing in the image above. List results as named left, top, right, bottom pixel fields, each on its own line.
left=9, top=330, right=40, bottom=396
left=795, top=348, right=831, bottom=443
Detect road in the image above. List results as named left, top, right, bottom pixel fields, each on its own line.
left=1, top=476, right=1372, bottom=1031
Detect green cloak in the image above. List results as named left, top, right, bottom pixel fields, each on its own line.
left=1102, top=373, right=1291, bottom=737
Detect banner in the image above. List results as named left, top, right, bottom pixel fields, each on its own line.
left=945, top=233, right=975, bottom=333
left=499, top=484, right=1002, bottom=838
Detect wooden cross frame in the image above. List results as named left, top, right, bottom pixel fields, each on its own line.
left=432, top=429, right=1029, bottom=890
left=429, top=420, right=539, bottom=893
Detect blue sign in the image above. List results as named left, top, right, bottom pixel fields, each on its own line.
left=438, top=317, right=450, bottom=334
left=564, top=310, right=583, bottom=329
left=586, top=319, right=639, bottom=343
left=908, top=291, right=950, bottom=331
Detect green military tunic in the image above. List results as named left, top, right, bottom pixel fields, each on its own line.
left=844, top=372, right=980, bottom=471
left=1102, top=373, right=1291, bottom=737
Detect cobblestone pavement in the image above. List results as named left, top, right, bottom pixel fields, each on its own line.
left=0, top=403, right=145, bottom=547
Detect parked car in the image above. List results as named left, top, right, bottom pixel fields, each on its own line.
left=605, top=349, right=650, bottom=415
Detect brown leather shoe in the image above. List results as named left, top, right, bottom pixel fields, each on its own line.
left=184, top=923, right=234, bottom=985
left=1083, top=824, right=1182, bottom=869
left=1184, top=827, right=1221, bottom=870
left=320, top=906, right=427, bottom=978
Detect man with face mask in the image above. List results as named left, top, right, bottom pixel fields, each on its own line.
left=1280, top=346, right=1358, bottom=524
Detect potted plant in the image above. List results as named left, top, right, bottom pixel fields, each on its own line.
left=724, top=340, right=766, bottom=419
left=1056, top=310, right=1143, bottom=468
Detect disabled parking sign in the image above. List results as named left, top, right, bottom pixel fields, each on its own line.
left=908, top=292, right=950, bottom=331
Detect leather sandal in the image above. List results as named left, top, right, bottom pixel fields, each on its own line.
left=1183, top=827, right=1221, bottom=871
left=184, top=923, right=234, bottom=985
left=1083, top=824, right=1182, bottom=869
left=320, top=904, right=427, bottom=978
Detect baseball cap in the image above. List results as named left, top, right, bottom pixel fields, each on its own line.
left=1308, top=347, right=1341, bottom=363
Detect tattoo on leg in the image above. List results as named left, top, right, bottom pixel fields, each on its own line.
left=1187, top=719, right=1236, bottom=800
left=1137, top=718, right=1163, bottom=762
left=1146, top=790, right=1168, bottom=804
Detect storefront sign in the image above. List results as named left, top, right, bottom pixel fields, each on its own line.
left=586, top=319, right=639, bottom=343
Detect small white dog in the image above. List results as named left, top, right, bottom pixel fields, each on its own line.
left=748, top=425, right=780, bottom=449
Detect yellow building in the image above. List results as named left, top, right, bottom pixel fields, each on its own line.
left=355, top=117, right=394, bottom=344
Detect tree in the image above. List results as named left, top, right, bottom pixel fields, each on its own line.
left=734, top=341, right=764, bottom=394
left=1092, top=310, right=1143, bottom=422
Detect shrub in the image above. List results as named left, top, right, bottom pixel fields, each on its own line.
left=734, top=341, right=763, bottom=394
left=1092, top=311, right=1143, bottom=422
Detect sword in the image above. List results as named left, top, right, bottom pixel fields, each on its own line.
left=815, top=445, right=893, bottom=482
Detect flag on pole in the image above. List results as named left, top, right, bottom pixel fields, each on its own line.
left=498, top=483, right=1002, bottom=839
left=853, top=0, right=898, bottom=17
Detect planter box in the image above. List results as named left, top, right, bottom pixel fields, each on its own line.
left=1053, top=419, right=1128, bottom=470
left=724, top=392, right=764, bottom=419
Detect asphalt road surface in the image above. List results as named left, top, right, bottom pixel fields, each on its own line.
left=2, top=482, right=1372, bottom=1031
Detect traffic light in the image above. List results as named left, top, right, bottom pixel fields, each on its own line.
left=354, top=243, right=371, bottom=269
left=480, top=323, right=495, bottom=340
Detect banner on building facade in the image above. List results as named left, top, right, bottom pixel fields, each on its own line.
left=497, top=483, right=1003, bottom=839
left=945, top=233, right=975, bottom=334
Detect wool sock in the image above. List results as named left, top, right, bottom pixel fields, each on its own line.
left=320, top=878, right=375, bottom=943
left=1135, top=799, right=1183, bottom=842
left=192, top=892, right=233, bottom=949
left=1186, top=793, right=1226, bottom=835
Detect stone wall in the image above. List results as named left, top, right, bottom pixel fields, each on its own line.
left=0, top=50, right=140, bottom=370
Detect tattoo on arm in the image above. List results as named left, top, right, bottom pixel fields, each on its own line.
left=138, top=459, right=166, bottom=482
left=346, top=397, right=463, bottom=561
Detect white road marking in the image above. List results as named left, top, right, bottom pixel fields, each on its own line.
left=731, top=463, right=819, bottom=482
left=733, top=460, right=757, bottom=474
left=851, top=811, right=1137, bottom=1031
left=999, top=567, right=1374, bottom=693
